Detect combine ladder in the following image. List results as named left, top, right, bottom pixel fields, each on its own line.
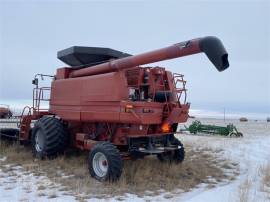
left=18, top=106, right=34, bottom=142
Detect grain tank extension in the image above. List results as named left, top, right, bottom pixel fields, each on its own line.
left=17, top=36, right=229, bottom=181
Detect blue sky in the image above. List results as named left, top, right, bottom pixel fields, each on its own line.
left=0, top=0, right=269, bottom=118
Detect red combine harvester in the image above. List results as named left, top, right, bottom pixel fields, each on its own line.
left=2, top=36, right=229, bottom=181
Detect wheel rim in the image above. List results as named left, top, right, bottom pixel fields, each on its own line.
left=35, top=129, right=45, bottom=152
left=92, top=152, right=108, bottom=178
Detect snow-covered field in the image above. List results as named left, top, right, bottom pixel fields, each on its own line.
left=0, top=118, right=269, bottom=202
left=177, top=119, right=270, bottom=202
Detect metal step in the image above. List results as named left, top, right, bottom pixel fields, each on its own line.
left=137, top=145, right=180, bottom=154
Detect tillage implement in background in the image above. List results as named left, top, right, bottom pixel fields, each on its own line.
left=183, top=120, right=243, bottom=137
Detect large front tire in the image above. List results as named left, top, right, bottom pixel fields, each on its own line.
left=88, top=142, right=123, bottom=182
left=31, top=116, right=67, bottom=159
left=157, top=136, right=185, bottom=163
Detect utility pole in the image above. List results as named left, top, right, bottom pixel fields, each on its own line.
left=223, top=108, right=226, bottom=122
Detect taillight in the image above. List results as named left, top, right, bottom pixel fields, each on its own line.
left=125, top=104, right=133, bottom=112
left=161, top=121, right=171, bottom=133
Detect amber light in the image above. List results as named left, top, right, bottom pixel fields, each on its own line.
left=161, top=122, right=171, bottom=133
left=125, top=104, right=133, bottom=112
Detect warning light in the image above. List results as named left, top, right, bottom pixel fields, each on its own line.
left=161, top=122, right=171, bottom=133
left=125, top=104, right=134, bottom=112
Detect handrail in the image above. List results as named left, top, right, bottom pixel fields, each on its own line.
left=18, top=106, right=34, bottom=128
left=172, top=73, right=187, bottom=106
left=32, top=87, right=51, bottom=114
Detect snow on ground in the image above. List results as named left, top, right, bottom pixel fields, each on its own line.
left=0, top=118, right=269, bottom=201
left=0, top=163, right=76, bottom=202
left=177, top=119, right=270, bottom=202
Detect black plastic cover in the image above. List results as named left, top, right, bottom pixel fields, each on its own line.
left=57, top=46, right=131, bottom=68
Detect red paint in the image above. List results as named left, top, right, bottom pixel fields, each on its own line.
left=18, top=37, right=229, bottom=155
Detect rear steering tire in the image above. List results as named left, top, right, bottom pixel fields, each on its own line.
left=88, top=142, right=123, bottom=182
left=31, top=116, right=67, bottom=159
left=157, top=135, right=185, bottom=163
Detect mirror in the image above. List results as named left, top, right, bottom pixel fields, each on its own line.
left=32, top=78, right=38, bottom=85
